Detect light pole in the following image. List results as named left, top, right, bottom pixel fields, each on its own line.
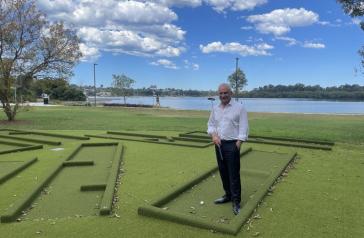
left=93, top=63, right=97, bottom=106
left=14, top=86, right=17, bottom=103
left=235, top=57, right=239, bottom=101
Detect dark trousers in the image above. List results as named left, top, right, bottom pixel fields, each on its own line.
left=215, top=140, right=241, bottom=203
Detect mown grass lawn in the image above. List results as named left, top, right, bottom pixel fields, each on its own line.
left=1, top=106, right=364, bottom=144
left=0, top=106, right=363, bottom=238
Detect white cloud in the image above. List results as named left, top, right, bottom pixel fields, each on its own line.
left=303, top=42, right=325, bottom=49
left=112, top=1, right=177, bottom=24
left=79, top=43, right=100, bottom=62
left=318, top=21, right=330, bottom=26
left=151, top=59, right=178, bottom=69
left=245, top=36, right=264, bottom=43
left=36, top=0, right=185, bottom=61
left=230, top=0, right=267, bottom=11
left=316, top=19, right=343, bottom=27
left=192, top=63, right=200, bottom=70
left=38, top=1, right=178, bottom=26
left=274, top=36, right=298, bottom=46
left=247, top=8, right=319, bottom=36
left=128, top=23, right=185, bottom=42
left=35, top=0, right=271, bottom=61
left=184, top=60, right=199, bottom=70
left=77, top=26, right=184, bottom=57
left=155, top=0, right=202, bottom=7
left=155, top=0, right=267, bottom=12
left=37, top=0, right=74, bottom=13
left=205, top=0, right=267, bottom=13
left=274, top=36, right=326, bottom=49
left=200, top=41, right=273, bottom=56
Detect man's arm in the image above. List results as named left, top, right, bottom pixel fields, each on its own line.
left=207, top=108, right=221, bottom=145
left=236, top=105, right=249, bottom=149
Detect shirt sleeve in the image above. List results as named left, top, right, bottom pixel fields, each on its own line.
left=207, top=107, right=217, bottom=135
left=238, top=105, right=249, bottom=141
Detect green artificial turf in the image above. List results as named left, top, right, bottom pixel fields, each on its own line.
left=86, top=132, right=212, bottom=148
left=0, top=135, right=362, bottom=237
left=7, top=130, right=89, bottom=141
left=180, top=131, right=334, bottom=150
left=0, top=106, right=363, bottom=237
left=0, top=144, right=19, bottom=151
left=0, top=140, right=43, bottom=155
left=8, top=133, right=76, bottom=142
left=0, top=134, right=61, bottom=146
left=20, top=144, right=119, bottom=220
left=139, top=150, right=296, bottom=234
left=0, top=158, right=37, bottom=185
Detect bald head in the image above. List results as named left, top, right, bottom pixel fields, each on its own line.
left=218, top=83, right=232, bottom=93
left=218, top=83, right=232, bottom=105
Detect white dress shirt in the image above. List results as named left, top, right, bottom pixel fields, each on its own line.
left=207, top=100, right=249, bottom=141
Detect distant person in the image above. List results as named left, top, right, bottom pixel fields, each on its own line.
left=207, top=83, right=249, bottom=215
left=155, top=93, right=160, bottom=107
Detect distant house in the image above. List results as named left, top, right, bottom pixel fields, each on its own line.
left=97, top=91, right=112, bottom=96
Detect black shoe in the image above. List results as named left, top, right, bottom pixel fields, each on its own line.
left=232, top=202, right=241, bottom=215
left=214, top=195, right=231, bottom=204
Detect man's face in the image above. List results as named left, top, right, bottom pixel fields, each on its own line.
left=218, top=86, right=232, bottom=105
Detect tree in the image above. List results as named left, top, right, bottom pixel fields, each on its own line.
left=227, top=68, right=247, bottom=99
left=112, top=74, right=135, bottom=104
left=0, top=0, right=81, bottom=121
left=337, top=0, right=364, bottom=69
left=32, top=78, right=86, bottom=101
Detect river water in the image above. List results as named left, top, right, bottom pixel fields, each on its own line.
left=90, top=96, right=364, bottom=114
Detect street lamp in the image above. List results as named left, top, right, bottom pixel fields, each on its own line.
left=93, top=63, right=98, bottom=106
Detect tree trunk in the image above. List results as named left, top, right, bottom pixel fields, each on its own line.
left=2, top=101, right=18, bottom=121
left=123, top=95, right=126, bottom=105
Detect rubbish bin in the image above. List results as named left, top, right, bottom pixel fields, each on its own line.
left=42, top=93, right=49, bottom=105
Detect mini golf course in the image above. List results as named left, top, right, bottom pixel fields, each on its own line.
left=18, top=142, right=123, bottom=221
left=138, top=148, right=297, bottom=235
left=0, top=129, right=341, bottom=236
left=0, top=139, right=43, bottom=155
left=0, top=158, right=38, bottom=185
left=0, top=141, right=123, bottom=223
left=85, top=131, right=213, bottom=148
left=179, top=131, right=335, bottom=150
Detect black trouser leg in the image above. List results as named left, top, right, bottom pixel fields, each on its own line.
left=225, top=143, right=241, bottom=204
left=216, top=145, right=231, bottom=199
left=215, top=141, right=241, bottom=203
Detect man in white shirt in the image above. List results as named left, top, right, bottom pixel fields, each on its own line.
left=207, top=83, right=249, bottom=215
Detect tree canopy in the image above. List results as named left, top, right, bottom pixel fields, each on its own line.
left=337, top=0, right=364, bottom=69
left=227, top=68, right=247, bottom=99
left=112, top=74, right=135, bottom=104
left=0, top=0, right=81, bottom=120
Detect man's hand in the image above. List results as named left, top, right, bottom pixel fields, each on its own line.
left=236, top=140, right=243, bottom=150
left=212, top=134, right=221, bottom=146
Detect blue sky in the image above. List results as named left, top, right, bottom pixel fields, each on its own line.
left=37, top=0, right=364, bottom=90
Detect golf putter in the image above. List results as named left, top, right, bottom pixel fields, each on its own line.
left=217, top=144, right=224, bottom=161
